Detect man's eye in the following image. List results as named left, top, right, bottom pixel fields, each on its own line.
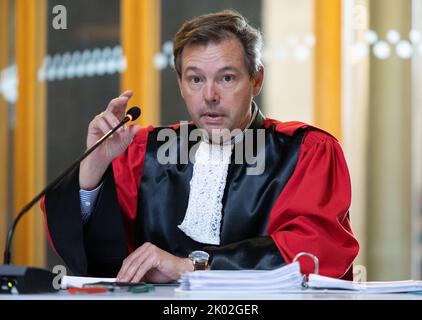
left=191, top=77, right=201, bottom=84
left=223, top=75, right=233, bottom=82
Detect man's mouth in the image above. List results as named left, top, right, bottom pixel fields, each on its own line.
left=203, top=112, right=224, bottom=117
left=202, top=112, right=225, bottom=124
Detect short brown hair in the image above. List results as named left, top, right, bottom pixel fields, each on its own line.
left=173, top=10, right=263, bottom=78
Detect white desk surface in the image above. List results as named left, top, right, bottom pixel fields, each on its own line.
left=1, top=287, right=422, bottom=300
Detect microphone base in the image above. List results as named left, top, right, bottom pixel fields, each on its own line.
left=0, top=265, right=58, bottom=294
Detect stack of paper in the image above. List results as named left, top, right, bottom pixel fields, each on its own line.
left=178, top=261, right=305, bottom=292
left=308, top=274, right=422, bottom=293
left=60, top=276, right=116, bottom=289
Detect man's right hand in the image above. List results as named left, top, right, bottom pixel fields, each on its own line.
left=79, top=90, right=141, bottom=190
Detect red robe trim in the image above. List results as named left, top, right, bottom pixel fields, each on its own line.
left=41, top=196, right=60, bottom=258
left=111, top=125, right=154, bottom=253
left=265, top=118, right=359, bottom=279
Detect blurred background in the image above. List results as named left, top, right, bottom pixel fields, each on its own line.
left=0, top=0, right=421, bottom=281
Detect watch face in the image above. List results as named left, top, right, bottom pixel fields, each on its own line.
left=189, top=250, right=209, bottom=263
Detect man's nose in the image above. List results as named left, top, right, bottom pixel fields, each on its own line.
left=203, top=82, right=220, bottom=105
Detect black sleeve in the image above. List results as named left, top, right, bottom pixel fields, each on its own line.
left=203, top=236, right=286, bottom=270
left=44, top=166, right=128, bottom=277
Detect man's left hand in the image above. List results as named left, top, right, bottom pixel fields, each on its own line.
left=116, top=242, right=194, bottom=283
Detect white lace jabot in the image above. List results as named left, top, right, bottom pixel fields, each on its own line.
left=177, top=103, right=259, bottom=245
left=177, top=141, right=233, bottom=244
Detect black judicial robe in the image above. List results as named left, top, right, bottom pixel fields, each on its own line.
left=41, top=110, right=359, bottom=279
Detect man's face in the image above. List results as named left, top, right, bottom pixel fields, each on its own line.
left=178, top=37, right=264, bottom=137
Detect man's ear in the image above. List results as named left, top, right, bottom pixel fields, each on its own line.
left=252, top=66, right=264, bottom=97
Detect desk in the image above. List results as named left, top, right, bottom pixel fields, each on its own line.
left=1, top=287, right=422, bottom=300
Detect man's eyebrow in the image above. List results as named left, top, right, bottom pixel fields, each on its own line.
left=183, top=66, right=240, bottom=74
left=217, top=66, right=240, bottom=73
left=183, top=66, right=202, bottom=74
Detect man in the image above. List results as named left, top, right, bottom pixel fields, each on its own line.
left=42, top=10, right=359, bottom=283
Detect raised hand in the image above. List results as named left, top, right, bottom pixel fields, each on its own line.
left=79, top=90, right=141, bottom=190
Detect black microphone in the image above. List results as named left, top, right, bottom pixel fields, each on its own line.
left=0, top=106, right=141, bottom=293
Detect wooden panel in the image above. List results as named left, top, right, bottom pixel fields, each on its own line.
left=262, top=0, right=314, bottom=124
left=367, top=0, right=412, bottom=280
left=14, top=0, right=46, bottom=267
left=314, top=0, right=342, bottom=140
left=121, top=0, right=160, bottom=126
left=0, top=0, right=9, bottom=260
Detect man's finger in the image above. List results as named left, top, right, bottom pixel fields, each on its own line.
left=118, top=243, right=150, bottom=275
left=129, top=124, right=142, bottom=135
left=117, top=252, right=140, bottom=280
left=94, top=116, right=113, bottom=136
left=131, top=256, right=156, bottom=283
left=102, top=111, right=120, bottom=129
left=106, top=96, right=130, bottom=118
left=119, top=251, right=151, bottom=282
left=117, top=243, right=152, bottom=280
left=117, top=124, right=141, bottom=145
left=120, top=90, right=133, bottom=99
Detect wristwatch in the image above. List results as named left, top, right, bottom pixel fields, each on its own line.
left=188, top=250, right=210, bottom=271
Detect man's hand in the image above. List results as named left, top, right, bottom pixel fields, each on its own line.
left=116, top=242, right=194, bottom=283
left=79, top=90, right=141, bottom=190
